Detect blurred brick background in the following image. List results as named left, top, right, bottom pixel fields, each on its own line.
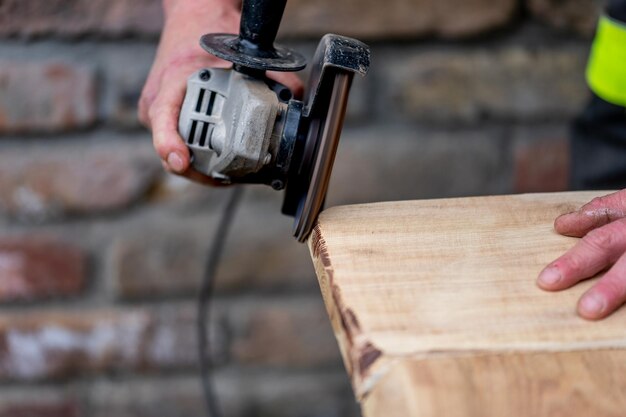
left=0, top=0, right=603, bottom=416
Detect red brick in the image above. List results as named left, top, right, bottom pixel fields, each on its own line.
left=384, top=48, right=588, bottom=123
left=101, top=50, right=154, bottom=129
left=0, top=61, right=96, bottom=133
left=0, top=309, right=152, bottom=380
left=0, top=298, right=341, bottom=382
left=327, top=126, right=511, bottom=204
left=0, top=402, right=80, bottom=417
left=0, top=388, right=83, bottom=417
left=0, top=303, right=226, bottom=380
left=110, top=231, right=204, bottom=299
left=528, top=0, right=603, bottom=36
left=0, top=142, right=161, bottom=221
left=228, top=297, right=342, bottom=367
left=109, top=200, right=316, bottom=299
left=87, top=372, right=358, bottom=417
left=146, top=303, right=228, bottom=369
left=0, top=0, right=163, bottom=38
left=282, top=0, right=517, bottom=39
left=514, top=135, right=570, bottom=193
left=0, top=236, right=85, bottom=302
left=0, top=0, right=515, bottom=40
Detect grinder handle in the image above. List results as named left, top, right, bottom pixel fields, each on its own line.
left=239, top=0, right=288, bottom=51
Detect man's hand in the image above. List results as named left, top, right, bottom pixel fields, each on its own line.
left=139, top=0, right=303, bottom=183
left=538, top=190, right=626, bottom=320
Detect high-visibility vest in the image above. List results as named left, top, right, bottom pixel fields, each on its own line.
left=587, top=14, right=626, bottom=107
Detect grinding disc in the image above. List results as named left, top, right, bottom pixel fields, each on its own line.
left=292, top=73, right=351, bottom=242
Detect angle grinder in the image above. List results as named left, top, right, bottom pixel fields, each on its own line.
left=178, top=0, right=370, bottom=242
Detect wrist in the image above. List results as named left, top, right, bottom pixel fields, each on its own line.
left=163, top=0, right=240, bottom=19
left=162, top=0, right=241, bottom=37
left=154, top=0, right=240, bottom=69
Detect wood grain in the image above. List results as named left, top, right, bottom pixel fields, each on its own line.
left=363, top=350, right=626, bottom=417
left=308, top=191, right=626, bottom=417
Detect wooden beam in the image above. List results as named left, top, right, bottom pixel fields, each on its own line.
left=308, top=191, right=626, bottom=417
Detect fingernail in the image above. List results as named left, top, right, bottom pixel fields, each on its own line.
left=558, top=210, right=576, bottom=217
left=167, top=152, right=185, bottom=173
left=579, top=293, right=606, bottom=316
left=556, top=212, right=575, bottom=222
left=538, top=266, right=561, bottom=286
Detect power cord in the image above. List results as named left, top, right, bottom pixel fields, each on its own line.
left=197, top=186, right=244, bottom=417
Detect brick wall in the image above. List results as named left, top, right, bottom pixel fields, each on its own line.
left=0, top=0, right=601, bottom=416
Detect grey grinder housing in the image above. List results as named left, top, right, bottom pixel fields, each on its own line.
left=178, top=68, right=289, bottom=185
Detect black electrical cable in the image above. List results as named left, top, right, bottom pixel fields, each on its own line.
left=197, top=186, right=244, bottom=417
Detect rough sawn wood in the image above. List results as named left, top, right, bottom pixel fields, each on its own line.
left=308, top=191, right=626, bottom=417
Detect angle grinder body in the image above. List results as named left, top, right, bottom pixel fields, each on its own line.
left=178, top=0, right=370, bottom=242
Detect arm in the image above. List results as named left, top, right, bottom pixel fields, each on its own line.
left=139, top=0, right=303, bottom=183
left=538, top=190, right=626, bottom=320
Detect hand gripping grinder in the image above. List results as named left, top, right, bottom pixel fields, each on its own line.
left=178, top=0, right=370, bottom=242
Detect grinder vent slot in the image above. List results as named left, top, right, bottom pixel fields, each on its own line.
left=199, top=122, right=210, bottom=147
left=195, top=89, right=205, bottom=112
left=186, top=120, right=215, bottom=150
left=187, top=120, right=198, bottom=145
left=195, top=89, right=224, bottom=117
left=206, top=91, right=217, bottom=115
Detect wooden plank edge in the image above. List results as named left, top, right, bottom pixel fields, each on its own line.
left=309, top=221, right=397, bottom=401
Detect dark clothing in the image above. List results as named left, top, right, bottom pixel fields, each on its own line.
left=571, top=96, right=626, bottom=189
left=571, top=0, right=626, bottom=190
